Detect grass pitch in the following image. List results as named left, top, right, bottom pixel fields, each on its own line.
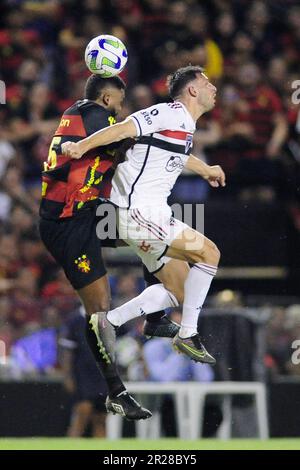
left=0, top=438, right=300, bottom=450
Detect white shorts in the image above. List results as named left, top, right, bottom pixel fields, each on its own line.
left=117, top=206, right=189, bottom=273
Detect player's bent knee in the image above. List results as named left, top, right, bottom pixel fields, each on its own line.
left=155, top=273, right=182, bottom=304
left=185, top=243, right=220, bottom=266
left=164, top=281, right=182, bottom=304
left=210, top=243, right=221, bottom=265
left=201, top=245, right=220, bottom=266
left=166, top=283, right=183, bottom=304
left=82, top=299, right=111, bottom=316
left=184, top=250, right=205, bottom=264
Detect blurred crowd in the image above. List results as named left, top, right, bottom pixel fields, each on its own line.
left=0, top=0, right=300, bottom=381
left=1, top=0, right=300, bottom=197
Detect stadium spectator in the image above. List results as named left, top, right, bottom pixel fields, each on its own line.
left=9, top=82, right=60, bottom=180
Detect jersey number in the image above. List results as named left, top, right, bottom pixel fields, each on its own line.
left=44, top=136, right=62, bottom=171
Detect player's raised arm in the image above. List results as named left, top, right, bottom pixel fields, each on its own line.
left=185, top=153, right=226, bottom=187
left=61, top=118, right=138, bottom=159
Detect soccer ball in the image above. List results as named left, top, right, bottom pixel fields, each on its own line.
left=85, top=34, right=128, bottom=78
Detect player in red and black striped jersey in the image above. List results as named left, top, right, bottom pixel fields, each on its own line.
left=39, top=75, right=153, bottom=420
left=39, top=75, right=128, bottom=292
left=40, top=85, right=121, bottom=220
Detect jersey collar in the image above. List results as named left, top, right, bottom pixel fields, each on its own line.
left=176, top=101, right=196, bottom=130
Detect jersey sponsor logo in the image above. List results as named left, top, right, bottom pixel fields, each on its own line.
left=185, top=134, right=193, bottom=154
left=141, top=110, right=153, bottom=125
left=166, top=156, right=184, bottom=172
left=59, top=118, right=70, bottom=127
left=54, top=114, right=86, bottom=137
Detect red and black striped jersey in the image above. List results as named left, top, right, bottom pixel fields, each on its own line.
left=40, top=100, right=119, bottom=220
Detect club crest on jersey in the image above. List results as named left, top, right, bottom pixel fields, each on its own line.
left=75, top=254, right=91, bottom=273
left=166, top=156, right=184, bottom=172
left=139, top=241, right=152, bottom=252
left=185, top=134, right=193, bottom=154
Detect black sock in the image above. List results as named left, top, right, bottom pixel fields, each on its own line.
left=85, top=315, right=126, bottom=398
left=143, top=265, right=167, bottom=323
left=146, top=310, right=166, bottom=323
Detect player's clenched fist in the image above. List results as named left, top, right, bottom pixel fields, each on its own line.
left=61, top=141, right=83, bottom=159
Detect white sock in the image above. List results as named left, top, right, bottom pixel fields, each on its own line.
left=179, top=263, right=217, bottom=338
left=107, top=284, right=179, bottom=327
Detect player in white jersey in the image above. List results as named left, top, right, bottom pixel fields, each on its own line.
left=110, top=100, right=195, bottom=210
left=62, top=66, right=225, bottom=364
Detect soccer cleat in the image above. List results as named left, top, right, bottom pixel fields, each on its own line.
left=89, top=312, right=116, bottom=364
left=143, top=315, right=180, bottom=339
left=106, top=392, right=152, bottom=420
left=173, top=333, right=216, bottom=365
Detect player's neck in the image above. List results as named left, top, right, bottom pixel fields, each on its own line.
left=177, top=98, right=205, bottom=122
left=95, top=98, right=109, bottom=109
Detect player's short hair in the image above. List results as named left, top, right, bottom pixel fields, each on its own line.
left=167, top=65, right=205, bottom=100
left=84, top=74, right=126, bottom=101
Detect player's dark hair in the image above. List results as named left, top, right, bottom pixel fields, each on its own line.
left=84, top=74, right=126, bottom=101
left=167, top=65, right=205, bottom=100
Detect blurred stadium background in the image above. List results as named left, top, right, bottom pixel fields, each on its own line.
left=0, top=0, right=300, bottom=449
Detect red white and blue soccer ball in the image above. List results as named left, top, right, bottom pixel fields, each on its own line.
left=85, top=34, right=128, bottom=78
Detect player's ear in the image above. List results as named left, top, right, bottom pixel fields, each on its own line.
left=102, top=92, right=110, bottom=106
left=188, top=84, right=197, bottom=98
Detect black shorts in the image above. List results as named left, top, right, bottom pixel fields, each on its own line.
left=39, top=203, right=117, bottom=290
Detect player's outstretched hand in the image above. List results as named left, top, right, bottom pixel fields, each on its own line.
left=205, top=165, right=226, bottom=188
left=61, top=141, right=83, bottom=159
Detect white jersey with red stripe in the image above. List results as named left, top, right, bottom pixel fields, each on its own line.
left=110, top=101, right=196, bottom=208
